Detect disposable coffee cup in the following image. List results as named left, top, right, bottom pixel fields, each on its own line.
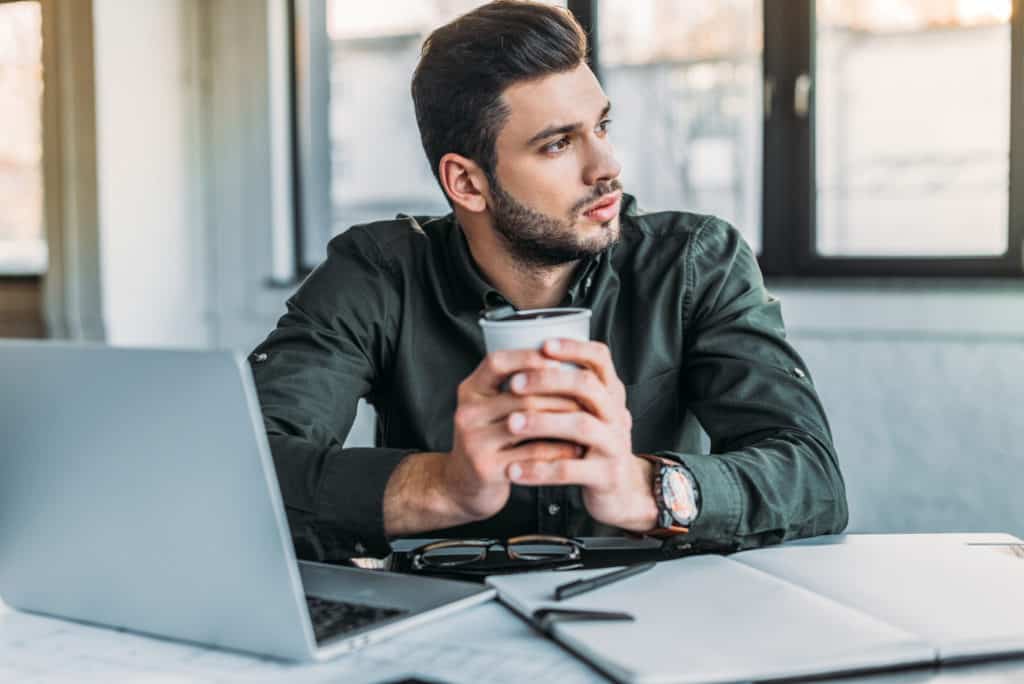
left=479, top=308, right=592, bottom=442
left=478, top=307, right=591, bottom=376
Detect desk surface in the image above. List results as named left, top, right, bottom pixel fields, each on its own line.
left=3, top=533, right=1024, bottom=684
left=0, top=598, right=601, bottom=683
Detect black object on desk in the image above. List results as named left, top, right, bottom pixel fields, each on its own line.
left=553, top=561, right=656, bottom=601
left=532, top=607, right=635, bottom=635
left=389, top=536, right=739, bottom=582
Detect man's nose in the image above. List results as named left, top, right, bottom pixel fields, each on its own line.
left=583, top=137, right=622, bottom=187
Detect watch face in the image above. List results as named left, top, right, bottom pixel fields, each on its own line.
left=661, top=468, right=695, bottom=524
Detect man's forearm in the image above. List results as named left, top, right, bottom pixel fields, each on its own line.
left=662, top=430, right=847, bottom=550
left=382, top=451, right=478, bottom=537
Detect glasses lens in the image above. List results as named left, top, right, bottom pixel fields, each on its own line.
left=416, top=543, right=489, bottom=568
left=507, top=537, right=581, bottom=562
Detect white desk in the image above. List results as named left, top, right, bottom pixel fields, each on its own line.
left=4, top=534, right=1024, bottom=684
left=0, top=598, right=600, bottom=683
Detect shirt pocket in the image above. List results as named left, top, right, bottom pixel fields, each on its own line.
left=625, top=366, right=680, bottom=422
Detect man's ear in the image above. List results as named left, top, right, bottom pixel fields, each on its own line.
left=439, top=153, right=489, bottom=214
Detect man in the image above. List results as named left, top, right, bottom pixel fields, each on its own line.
left=250, top=0, right=847, bottom=562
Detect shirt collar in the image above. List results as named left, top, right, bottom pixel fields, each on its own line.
left=565, top=251, right=603, bottom=304
left=446, top=217, right=506, bottom=313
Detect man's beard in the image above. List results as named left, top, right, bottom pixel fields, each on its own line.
left=488, top=176, right=624, bottom=269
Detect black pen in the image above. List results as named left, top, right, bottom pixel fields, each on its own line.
left=553, top=561, right=656, bottom=601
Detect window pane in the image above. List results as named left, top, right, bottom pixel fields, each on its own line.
left=322, top=1, right=566, bottom=248
left=0, top=1, right=45, bottom=275
left=815, top=0, right=1012, bottom=257
left=598, top=0, right=763, bottom=253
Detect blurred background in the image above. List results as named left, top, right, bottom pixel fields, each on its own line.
left=1, top=0, right=1022, bottom=537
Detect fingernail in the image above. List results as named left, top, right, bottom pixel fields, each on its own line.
left=510, top=373, right=526, bottom=392
left=508, top=463, right=523, bottom=480
left=509, top=412, right=526, bottom=432
left=546, top=339, right=561, bottom=352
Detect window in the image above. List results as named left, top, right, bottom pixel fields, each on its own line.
left=294, top=1, right=566, bottom=271
left=816, top=0, right=1012, bottom=258
left=290, top=0, right=1024, bottom=278
left=0, top=0, right=45, bottom=276
left=597, top=0, right=763, bottom=252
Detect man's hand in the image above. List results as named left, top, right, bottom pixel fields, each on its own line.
left=383, top=342, right=655, bottom=538
left=502, top=339, right=659, bottom=533
left=383, top=348, right=586, bottom=537
left=441, top=349, right=584, bottom=520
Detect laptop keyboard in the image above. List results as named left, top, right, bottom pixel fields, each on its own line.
left=305, top=595, right=408, bottom=643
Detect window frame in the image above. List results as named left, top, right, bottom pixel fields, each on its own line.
left=764, top=0, right=1024, bottom=279
left=288, top=0, right=1024, bottom=280
left=290, top=0, right=331, bottom=281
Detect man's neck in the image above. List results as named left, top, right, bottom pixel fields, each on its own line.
left=459, top=218, right=577, bottom=310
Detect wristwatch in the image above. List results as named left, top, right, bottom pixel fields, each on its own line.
left=637, top=454, right=700, bottom=537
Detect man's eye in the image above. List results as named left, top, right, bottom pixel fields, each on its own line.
left=597, top=118, right=613, bottom=134
left=545, top=137, right=570, bottom=154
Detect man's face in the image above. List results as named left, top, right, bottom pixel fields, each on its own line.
left=487, top=62, right=623, bottom=268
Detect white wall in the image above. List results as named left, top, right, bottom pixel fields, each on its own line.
left=92, top=0, right=209, bottom=348
left=777, top=285, right=1024, bottom=538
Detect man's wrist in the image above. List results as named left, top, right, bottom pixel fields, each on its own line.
left=383, top=451, right=478, bottom=537
left=616, top=455, right=660, bottom=533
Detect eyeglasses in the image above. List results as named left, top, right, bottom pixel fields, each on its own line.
left=409, top=534, right=584, bottom=571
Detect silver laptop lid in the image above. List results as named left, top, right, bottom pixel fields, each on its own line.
left=0, top=341, right=317, bottom=660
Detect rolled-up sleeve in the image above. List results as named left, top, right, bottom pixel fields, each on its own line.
left=249, top=227, right=409, bottom=560
left=659, top=218, right=848, bottom=550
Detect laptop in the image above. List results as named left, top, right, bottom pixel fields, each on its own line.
left=0, top=340, right=494, bottom=662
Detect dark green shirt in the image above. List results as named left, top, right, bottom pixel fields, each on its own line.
left=250, top=194, right=848, bottom=561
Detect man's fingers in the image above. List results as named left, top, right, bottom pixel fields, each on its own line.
left=464, top=416, right=587, bottom=461
left=505, top=439, right=582, bottom=465
left=490, top=394, right=583, bottom=425
left=460, top=349, right=560, bottom=398
left=542, top=339, right=626, bottom=401
left=453, top=394, right=581, bottom=433
left=505, top=410, right=614, bottom=452
left=508, top=456, right=607, bottom=487
left=506, top=365, right=614, bottom=421
left=460, top=434, right=580, bottom=484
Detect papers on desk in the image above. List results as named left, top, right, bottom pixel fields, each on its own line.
left=738, top=539, right=1024, bottom=662
left=0, top=599, right=600, bottom=684
left=488, top=533, right=1024, bottom=684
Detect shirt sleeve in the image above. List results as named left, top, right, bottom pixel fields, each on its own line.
left=658, top=217, right=849, bottom=551
left=249, top=227, right=411, bottom=561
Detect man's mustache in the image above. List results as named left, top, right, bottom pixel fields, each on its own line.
left=572, top=179, right=624, bottom=217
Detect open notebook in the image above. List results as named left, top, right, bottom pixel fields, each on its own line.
left=487, top=533, right=1024, bottom=684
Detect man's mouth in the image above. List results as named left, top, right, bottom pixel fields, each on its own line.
left=581, top=191, right=622, bottom=223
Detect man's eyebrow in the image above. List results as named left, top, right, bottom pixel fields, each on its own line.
left=525, top=101, right=612, bottom=147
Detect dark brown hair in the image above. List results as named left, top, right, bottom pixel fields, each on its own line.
left=411, top=1, right=588, bottom=200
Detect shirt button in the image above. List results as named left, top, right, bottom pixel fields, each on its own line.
left=354, top=541, right=366, bottom=554
left=253, top=352, right=268, bottom=363
left=792, top=367, right=807, bottom=379
left=547, top=503, right=561, bottom=516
